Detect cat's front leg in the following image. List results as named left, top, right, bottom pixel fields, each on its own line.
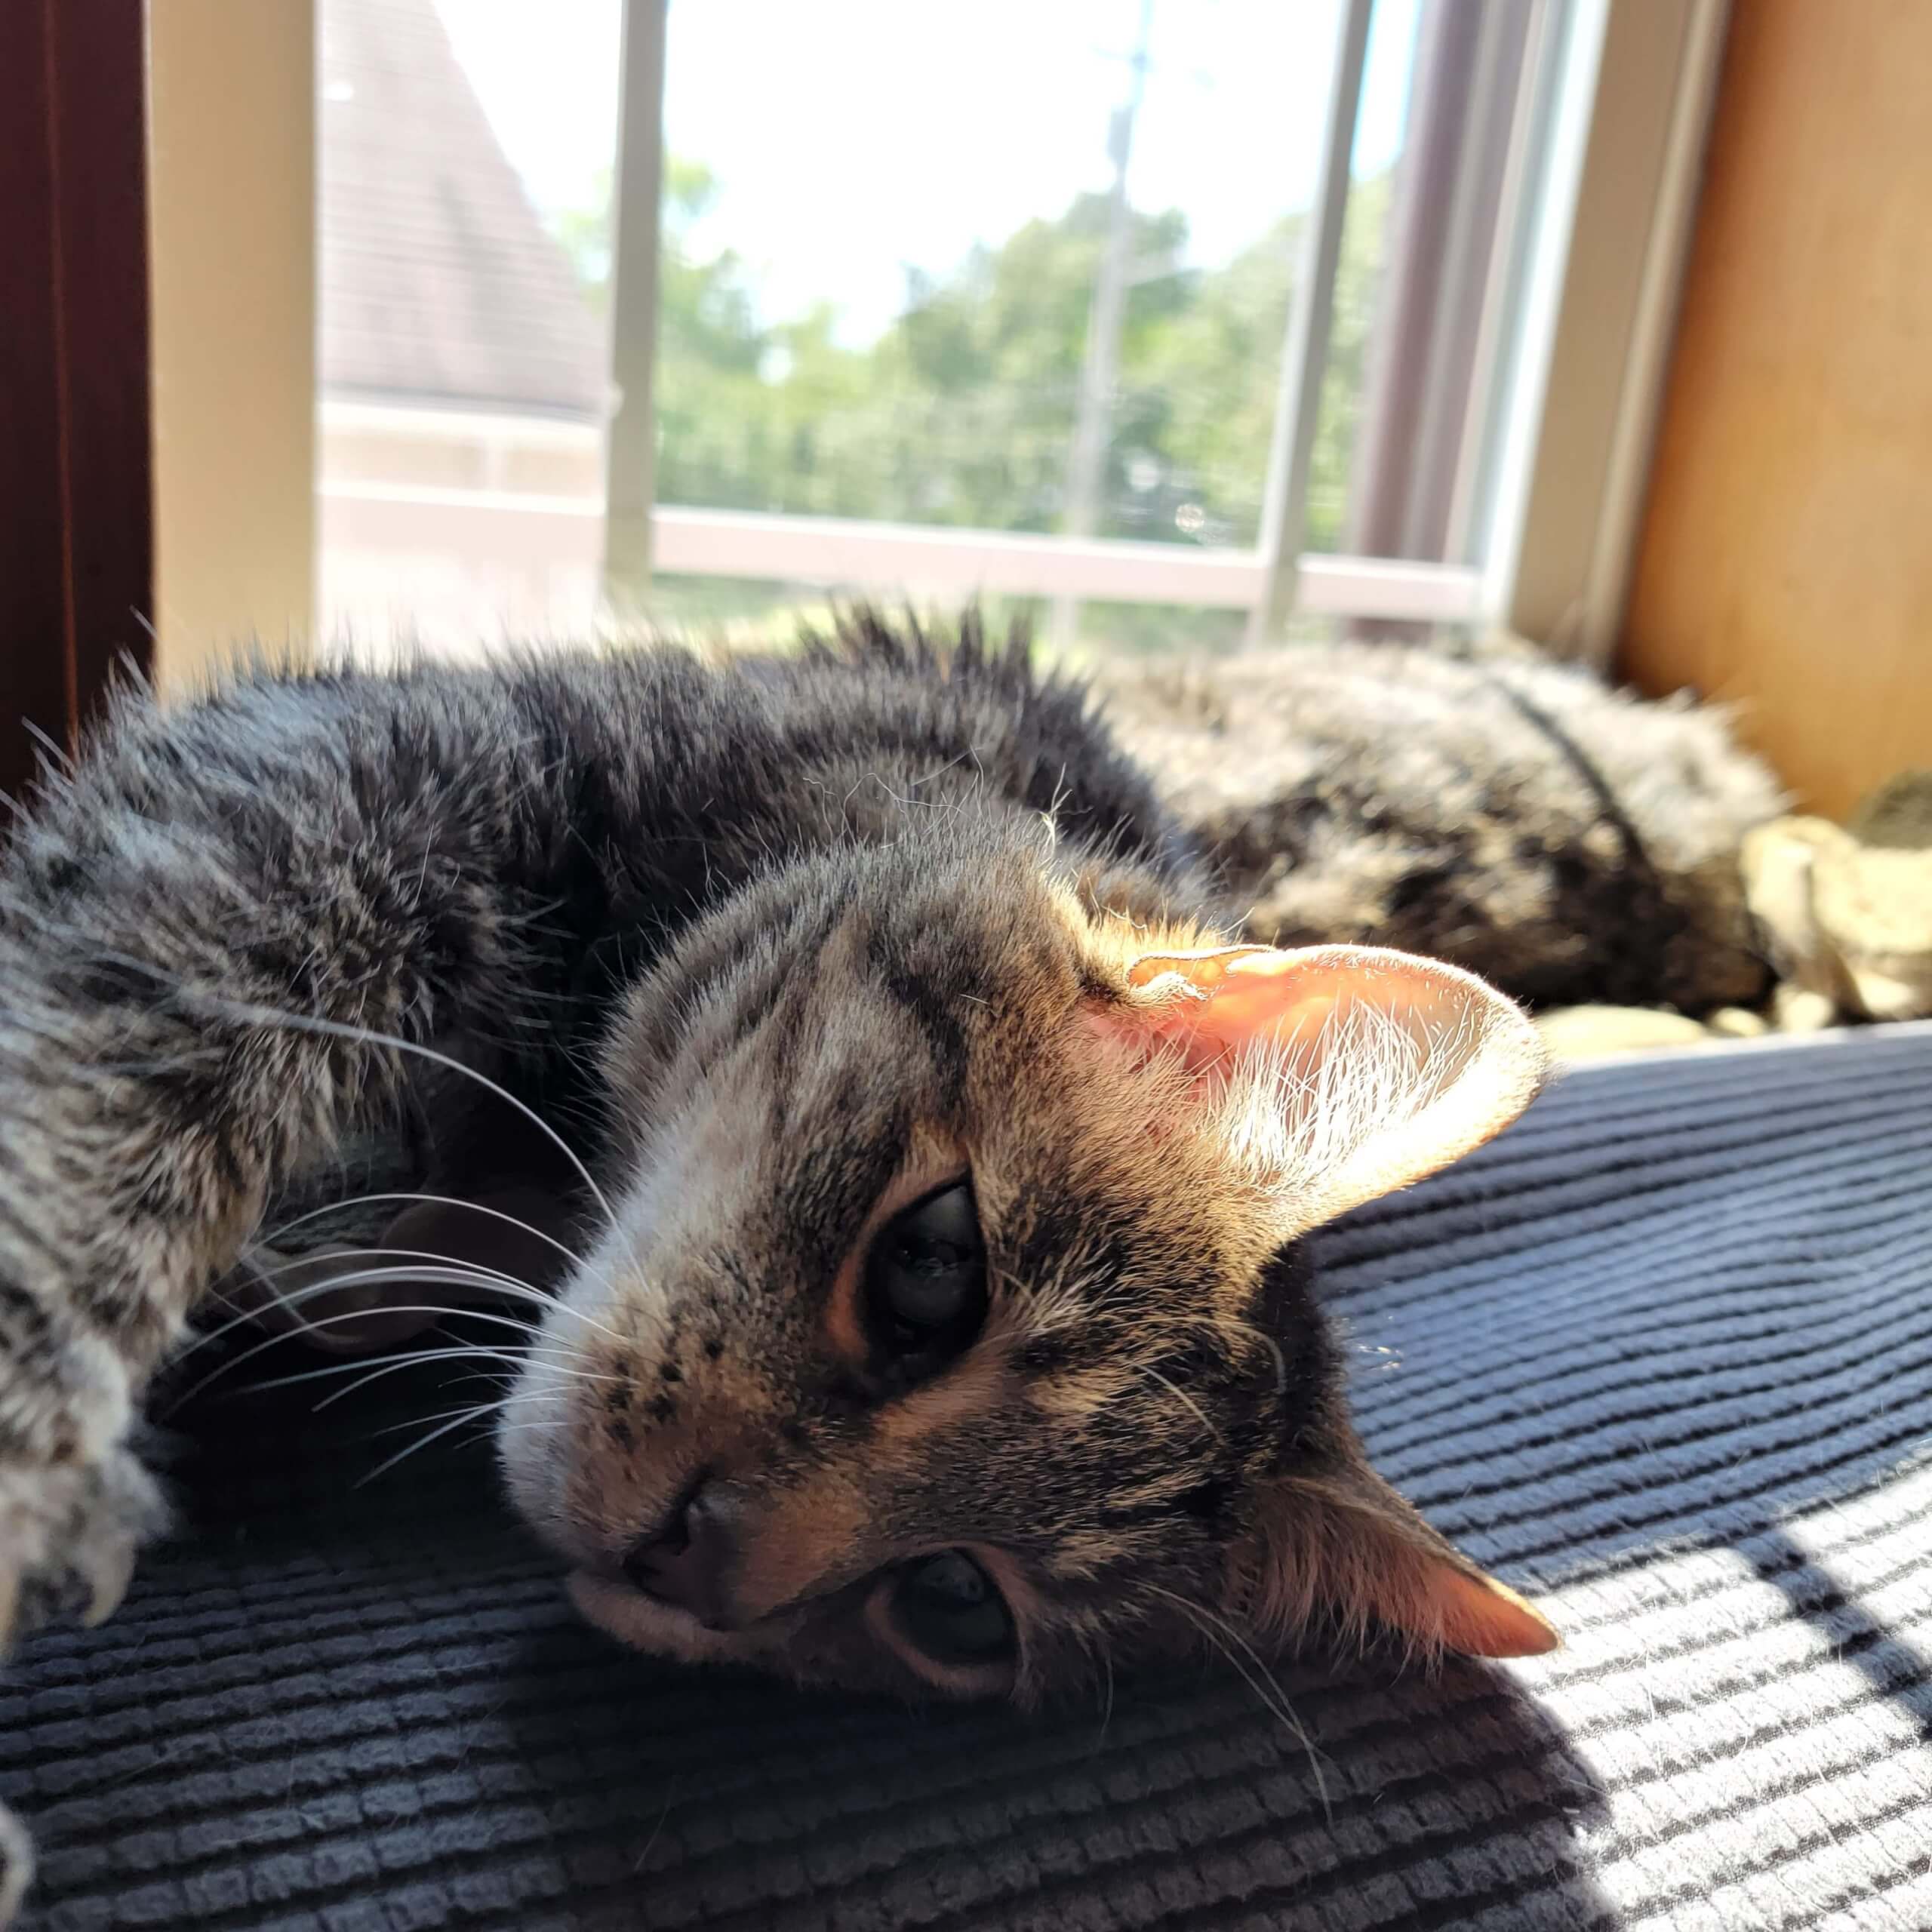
left=0, top=666, right=595, bottom=1922
left=0, top=669, right=564, bottom=1638
left=0, top=1168, right=180, bottom=1929
left=0, top=1057, right=249, bottom=1656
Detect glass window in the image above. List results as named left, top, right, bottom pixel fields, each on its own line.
left=656, top=0, right=1417, bottom=554
left=316, top=0, right=620, bottom=655
left=315, top=0, right=1556, bottom=656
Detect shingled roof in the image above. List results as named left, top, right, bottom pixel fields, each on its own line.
left=319, top=0, right=607, bottom=418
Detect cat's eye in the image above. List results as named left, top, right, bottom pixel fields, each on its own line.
left=864, top=1180, right=986, bottom=1361
left=892, top=1551, right=1014, bottom=1665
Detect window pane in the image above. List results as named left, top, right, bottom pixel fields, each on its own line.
left=656, top=0, right=1380, bottom=552
left=1311, top=0, right=1543, bottom=564
left=314, top=0, right=1559, bottom=651
left=316, top=0, right=618, bottom=656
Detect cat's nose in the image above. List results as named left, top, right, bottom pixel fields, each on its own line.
left=623, top=1482, right=740, bottom=1626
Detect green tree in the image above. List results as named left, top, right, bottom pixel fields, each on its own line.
left=552, top=160, right=1395, bottom=640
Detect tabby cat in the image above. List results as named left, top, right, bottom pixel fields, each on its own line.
left=0, top=614, right=1555, bottom=1752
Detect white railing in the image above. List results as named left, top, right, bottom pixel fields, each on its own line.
left=322, top=481, right=1485, bottom=626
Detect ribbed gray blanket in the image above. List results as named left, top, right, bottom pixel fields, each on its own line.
left=4, top=1025, right=1929, bottom=1930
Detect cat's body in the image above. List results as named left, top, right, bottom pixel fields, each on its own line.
left=0, top=614, right=1558, bottom=1912
left=1098, top=638, right=1784, bottom=1013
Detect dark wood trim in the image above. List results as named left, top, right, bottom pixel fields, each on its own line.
left=0, top=0, right=154, bottom=818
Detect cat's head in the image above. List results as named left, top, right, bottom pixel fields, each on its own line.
left=500, top=821, right=1555, bottom=1701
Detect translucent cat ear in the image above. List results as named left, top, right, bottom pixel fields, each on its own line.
left=1251, top=1436, right=1558, bottom=1660
left=1104, top=943, right=1547, bottom=1234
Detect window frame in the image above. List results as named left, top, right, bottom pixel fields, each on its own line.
left=143, top=0, right=1733, bottom=677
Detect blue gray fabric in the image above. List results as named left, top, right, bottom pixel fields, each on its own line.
left=4, top=1025, right=1929, bottom=1930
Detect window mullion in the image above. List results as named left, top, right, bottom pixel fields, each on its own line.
left=1247, top=0, right=1374, bottom=645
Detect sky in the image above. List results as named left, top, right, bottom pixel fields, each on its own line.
left=435, top=0, right=1420, bottom=345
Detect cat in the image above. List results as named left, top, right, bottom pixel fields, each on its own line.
left=0, top=611, right=1556, bottom=1762
left=1094, top=636, right=1786, bottom=1014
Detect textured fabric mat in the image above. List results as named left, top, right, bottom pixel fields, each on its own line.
left=4, top=1026, right=1930, bottom=1930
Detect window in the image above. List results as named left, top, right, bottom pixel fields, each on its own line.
left=162, top=1, right=1728, bottom=672
left=315, top=0, right=619, bottom=657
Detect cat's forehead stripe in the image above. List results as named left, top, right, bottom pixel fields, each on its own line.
left=862, top=920, right=971, bottom=1111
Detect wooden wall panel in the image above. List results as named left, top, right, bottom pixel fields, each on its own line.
left=1621, top=0, right=1932, bottom=821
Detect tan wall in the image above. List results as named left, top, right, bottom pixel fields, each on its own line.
left=1620, top=0, right=1932, bottom=820
left=149, top=1, right=317, bottom=688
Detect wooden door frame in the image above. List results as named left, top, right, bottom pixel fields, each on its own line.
left=0, top=0, right=155, bottom=819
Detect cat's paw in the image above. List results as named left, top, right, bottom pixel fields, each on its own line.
left=0, top=1443, right=167, bottom=1654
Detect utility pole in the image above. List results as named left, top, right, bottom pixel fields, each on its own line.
left=1052, top=0, right=1155, bottom=653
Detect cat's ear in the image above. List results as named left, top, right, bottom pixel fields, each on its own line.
left=1245, top=1434, right=1558, bottom=1659
left=1097, top=944, right=1546, bottom=1234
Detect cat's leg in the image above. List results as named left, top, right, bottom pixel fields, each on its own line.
left=0, top=670, right=589, bottom=1656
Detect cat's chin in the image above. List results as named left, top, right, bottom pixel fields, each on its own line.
left=568, top=1570, right=765, bottom=1666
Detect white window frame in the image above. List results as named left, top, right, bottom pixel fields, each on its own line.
left=1483, top=0, right=1732, bottom=664
left=146, top=0, right=1730, bottom=675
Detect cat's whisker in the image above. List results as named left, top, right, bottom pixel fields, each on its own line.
left=355, top=1397, right=531, bottom=1485
left=1240, top=1323, right=1291, bottom=1399
left=179, top=1255, right=542, bottom=1364
left=181, top=1272, right=540, bottom=1383
left=162, top=1294, right=552, bottom=1414
left=309, top=1343, right=615, bottom=1413
left=361, top=1392, right=534, bottom=1440
left=1079, top=1635, right=1118, bottom=1758
left=184, top=1245, right=631, bottom=1379
left=236, top=1245, right=540, bottom=1307
left=233, top=1334, right=593, bottom=1400
left=434, top=1369, right=529, bottom=1401
left=245, top=1246, right=632, bottom=1346
left=1143, top=1584, right=1333, bottom=1821
left=260, top=1189, right=615, bottom=1301
left=1001, top=1260, right=1124, bottom=1342
left=237, top=1343, right=518, bottom=1399
left=246, top=1225, right=634, bottom=1347
left=318, top=1337, right=618, bottom=1414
